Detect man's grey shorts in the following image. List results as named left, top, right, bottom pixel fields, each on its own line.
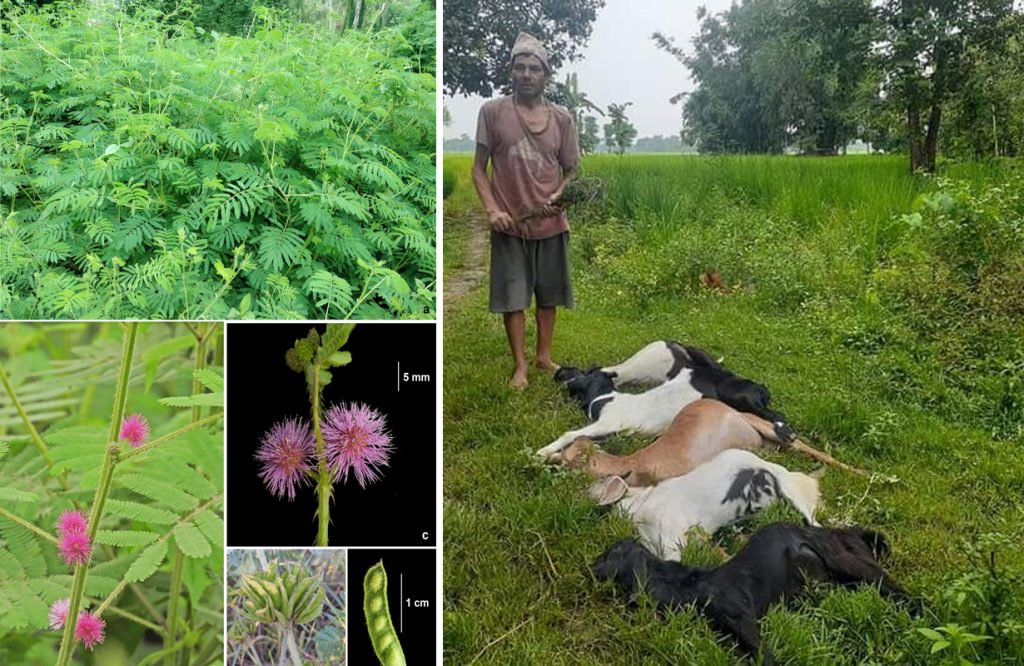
left=489, top=231, right=574, bottom=313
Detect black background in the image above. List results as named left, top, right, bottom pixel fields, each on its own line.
left=348, top=549, right=436, bottom=665
left=226, top=323, right=436, bottom=547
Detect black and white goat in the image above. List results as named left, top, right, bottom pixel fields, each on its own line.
left=604, top=340, right=790, bottom=429
left=539, top=343, right=793, bottom=461
left=588, top=449, right=820, bottom=561
left=592, top=524, right=917, bottom=665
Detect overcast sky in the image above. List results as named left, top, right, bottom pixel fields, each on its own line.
left=443, top=0, right=736, bottom=139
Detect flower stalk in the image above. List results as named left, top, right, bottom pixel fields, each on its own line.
left=312, top=366, right=332, bottom=547
left=55, top=322, right=138, bottom=666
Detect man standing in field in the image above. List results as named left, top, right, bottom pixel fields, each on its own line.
left=472, top=32, right=580, bottom=389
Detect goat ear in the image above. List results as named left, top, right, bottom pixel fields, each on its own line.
left=589, top=476, right=630, bottom=505
left=809, top=465, right=827, bottom=480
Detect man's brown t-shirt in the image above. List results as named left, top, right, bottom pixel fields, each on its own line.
left=476, top=96, right=580, bottom=239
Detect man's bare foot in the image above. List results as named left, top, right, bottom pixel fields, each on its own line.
left=535, top=357, right=560, bottom=373
left=509, top=367, right=529, bottom=389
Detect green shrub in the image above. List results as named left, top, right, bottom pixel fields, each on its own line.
left=0, top=2, right=435, bottom=319
left=442, top=162, right=456, bottom=199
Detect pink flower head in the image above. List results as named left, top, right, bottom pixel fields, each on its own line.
left=56, top=509, right=88, bottom=536
left=322, top=402, right=393, bottom=489
left=119, top=413, right=150, bottom=448
left=256, top=417, right=316, bottom=500
left=74, top=611, right=105, bottom=649
left=49, top=598, right=70, bottom=630
left=59, top=531, right=91, bottom=567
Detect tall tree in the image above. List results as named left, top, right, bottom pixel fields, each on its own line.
left=443, top=0, right=605, bottom=97
left=580, top=115, right=600, bottom=154
left=547, top=72, right=604, bottom=151
left=877, top=0, right=1015, bottom=172
left=656, top=0, right=876, bottom=155
left=604, top=102, right=637, bottom=155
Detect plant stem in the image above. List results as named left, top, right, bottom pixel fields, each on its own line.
left=96, top=579, right=128, bottom=615
left=312, top=367, right=331, bottom=547
left=0, top=506, right=59, bottom=544
left=165, top=549, right=185, bottom=666
left=93, top=600, right=165, bottom=635
left=0, top=359, right=54, bottom=466
left=283, top=625, right=303, bottom=666
left=191, top=326, right=208, bottom=422
left=171, top=325, right=213, bottom=666
left=56, top=322, right=138, bottom=666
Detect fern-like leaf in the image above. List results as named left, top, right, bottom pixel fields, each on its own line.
left=104, top=499, right=178, bottom=525
left=173, top=523, right=211, bottom=558
left=119, top=474, right=199, bottom=513
left=125, top=540, right=168, bottom=583
left=94, top=530, right=159, bottom=547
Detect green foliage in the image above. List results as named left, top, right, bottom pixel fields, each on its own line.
left=0, top=2, right=435, bottom=319
left=656, top=0, right=877, bottom=155
left=602, top=102, right=637, bottom=156
left=226, top=549, right=345, bottom=665
left=0, top=323, right=224, bottom=663
left=657, top=1, right=1022, bottom=165
left=918, top=532, right=1024, bottom=663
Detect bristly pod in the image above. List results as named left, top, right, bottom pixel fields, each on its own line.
left=363, top=560, right=405, bottom=666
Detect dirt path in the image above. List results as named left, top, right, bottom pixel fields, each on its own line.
left=443, top=210, right=488, bottom=313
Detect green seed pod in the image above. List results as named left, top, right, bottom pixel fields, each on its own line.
left=239, top=562, right=325, bottom=626
left=363, top=561, right=405, bottom=666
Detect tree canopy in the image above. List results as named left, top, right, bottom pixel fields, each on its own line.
left=657, top=0, right=1024, bottom=170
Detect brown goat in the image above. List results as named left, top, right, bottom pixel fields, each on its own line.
left=561, top=399, right=784, bottom=487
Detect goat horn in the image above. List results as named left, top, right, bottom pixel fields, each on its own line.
left=789, top=439, right=871, bottom=477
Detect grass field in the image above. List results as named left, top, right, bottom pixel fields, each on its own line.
left=442, top=153, right=1024, bottom=664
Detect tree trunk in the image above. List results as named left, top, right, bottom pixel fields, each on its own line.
left=352, top=0, right=362, bottom=28
left=922, top=102, right=941, bottom=173
left=907, top=105, right=924, bottom=172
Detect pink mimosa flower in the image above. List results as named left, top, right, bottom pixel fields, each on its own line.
left=322, top=402, right=393, bottom=489
left=119, top=413, right=150, bottom=448
left=49, top=598, right=70, bottom=630
left=56, top=509, right=88, bottom=536
left=58, top=531, right=91, bottom=567
left=74, top=611, right=105, bottom=649
left=256, top=417, right=316, bottom=500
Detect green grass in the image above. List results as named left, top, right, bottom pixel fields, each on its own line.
left=443, top=153, right=1024, bottom=664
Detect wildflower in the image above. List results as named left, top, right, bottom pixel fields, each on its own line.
left=119, top=413, right=150, bottom=448
left=49, top=598, right=70, bottom=630
left=256, top=417, right=316, bottom=500
left=74, top=611, right=105, bottom=649
left=59, top=531, right=92, bottom=567
left=56, top=509, right=88, bottom=536
left=322, top=402, right=393, bottom=488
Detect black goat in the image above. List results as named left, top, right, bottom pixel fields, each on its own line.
left=592, top=524, right=917, bottom=665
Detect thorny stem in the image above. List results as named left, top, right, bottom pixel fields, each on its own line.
left=0, top=506, right=59, bottom=544
left=312, top=367, right=332, bottom=547
left=56, top=323, right=138, bottom=666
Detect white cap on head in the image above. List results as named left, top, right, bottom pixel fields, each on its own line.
left=510, top=32, right=550, bottom=73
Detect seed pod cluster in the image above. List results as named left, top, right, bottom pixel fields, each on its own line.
left=239, top=562, right=326, bottom=625
left=363, top=560, right=405, bottom=666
